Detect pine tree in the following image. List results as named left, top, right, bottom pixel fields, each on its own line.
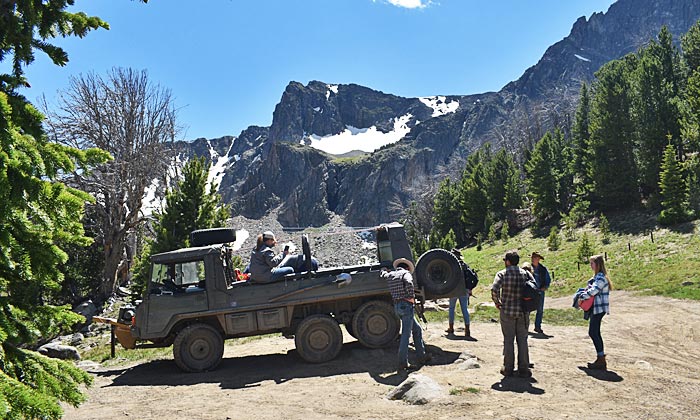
left=588, top=57, right=639, bottom=211
left=577, top=232, right=594, bottom=263
left=132, top=157, right=230, bottom=295
left=525, top=132, right=559, bottom=223
left=682, top=20, right=700, bottom=74
left=599, top=214, right=611, bottom=244
left=0, top=2, right=137, bottom=418
left=500, top=222, right=510, bottom=244
left=632, top=27, right=682, bottom=199
left=459, top=162, right=488, bottom=238
left=432, top=178, right=462, bottom=243
left=571, top=83, right=593, bottom=204
left=440, top=229, right=457, bottom=250
left=547, top=226, right=561, bottom=251
left=658, top=143, right=691, bottom=225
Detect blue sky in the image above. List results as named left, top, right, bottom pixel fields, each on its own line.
left=14, top=0, right=616, bottom=140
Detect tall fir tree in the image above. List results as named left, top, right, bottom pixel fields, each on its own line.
left=458, top=161, right=489, bottom=238
left=632, top=27, right=683, bottom=199
left=571, top=83, right=593, bottom=203
left=588, top=57, right=639, bottom=211
left=0, top=1, right=144, bottom=418
left=658, top=143, right=691, bottom=225
left=132, top=157, right=230, bottom=295
left=431, top=178, right=463, bottom=244
left=525, top=132, right=560, bottom=223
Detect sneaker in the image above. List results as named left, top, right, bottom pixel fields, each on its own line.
left=517, top=368, right=532, bottom=378
left=500, top=367, right=514, bottom=377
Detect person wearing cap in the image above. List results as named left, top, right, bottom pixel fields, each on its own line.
left=530, top=251, right=552, bottom=334
left=491, top=250, right=533, bottom=378
left=248, top=231, right=294, bottom=283
left=380, top=258, right=429, bottom=371
left=445, top=248, right=476, bottom=340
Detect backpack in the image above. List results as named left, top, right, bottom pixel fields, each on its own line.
left=462, top=262, right=479, bottom=290
left=521, top=273, right=541, bottom=312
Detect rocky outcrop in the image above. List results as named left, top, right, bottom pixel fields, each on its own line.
left=170, top=0, right=700, bottom=228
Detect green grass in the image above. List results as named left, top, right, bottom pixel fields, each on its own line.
left=450, top=386, right=480, bottom=395
left=424, top=304, right=587, bottom=326
left=461, top=216, right=700, bottom=301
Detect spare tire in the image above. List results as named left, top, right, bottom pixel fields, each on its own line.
left=190, top=228, right=236, bottom=247
left=415, top=248, right=461, bottom=296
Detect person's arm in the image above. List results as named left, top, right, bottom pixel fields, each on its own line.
left=263, top=249, right=280, bottom=268
left=544, top=267, right=552, bottom=290
left=404, top=272, right=415, bottom=297
left=580, top=274, right=605, bottom=299
left=491, top=272, right=503, bottom=309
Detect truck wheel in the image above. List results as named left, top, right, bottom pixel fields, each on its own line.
left=190, top=227, right=236, bottom=247
left=173, top=323, right=224, bottom=372
left=351, top=300, right=399, bottom=349
left=415, top=248, right=461, bottom=296
left=295, top=315, right=343, bottom=363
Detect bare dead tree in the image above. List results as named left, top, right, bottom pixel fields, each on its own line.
left=44, top=67, right=179, bottom=298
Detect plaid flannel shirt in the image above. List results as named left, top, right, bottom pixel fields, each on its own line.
left=580, top=272, right=610, bottom=315
left=491, top=265, right=529, bottom=318
left=381, top=268, right=414, bottom=303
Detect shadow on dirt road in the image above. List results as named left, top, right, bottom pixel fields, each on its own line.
left=96, top=342, right=461, bottom=390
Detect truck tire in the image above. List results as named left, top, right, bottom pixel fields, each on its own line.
left=351, top=300, right=399, bottom=349
left=173, top=323, right=224, bottom=372
left=295, top=314, right=343, bottom=363
left=190, top=227, right=236, bottom=247
left=415, top=248, right=461, bottom=296
left=301, top=234, right=312, bottom=273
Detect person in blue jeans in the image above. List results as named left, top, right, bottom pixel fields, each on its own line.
left=578, top=254, right=612, bottom=370
left=530, top=251, right=551, bottom=334
left=445, top=249, right=476, bottom=340
left=380, top=258, right=429, bottom=371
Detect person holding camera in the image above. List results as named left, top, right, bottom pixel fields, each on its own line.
left=248, top=231, right=294, bottom=283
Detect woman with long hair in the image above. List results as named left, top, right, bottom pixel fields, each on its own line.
left=579, top=254, right=613, bottom=369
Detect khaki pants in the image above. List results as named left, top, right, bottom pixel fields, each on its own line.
left=500, top=311, right=530, bottom=371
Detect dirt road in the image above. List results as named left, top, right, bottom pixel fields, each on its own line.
left=63, top=292, right=700, bottom=420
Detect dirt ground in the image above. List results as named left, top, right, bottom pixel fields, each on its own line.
left=63, top=291, right=700, bottom=420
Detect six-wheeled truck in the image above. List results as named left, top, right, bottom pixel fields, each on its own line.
left=96, top=223, right=466, bottom=372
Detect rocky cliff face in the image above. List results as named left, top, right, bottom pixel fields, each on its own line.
left=168, top=0, right=700, bottom=227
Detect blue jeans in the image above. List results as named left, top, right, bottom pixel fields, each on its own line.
left=448, top=296, right=470, bottom=324
left=535, top=291, right=545, bottom=329
left=394, top=300, right=425, bottom=365
left=270, top=266, right=294, bottom=280
left=589, top=312, right=606, bottom=356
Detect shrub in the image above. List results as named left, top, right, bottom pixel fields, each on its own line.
left=547, top=226, right=561, bottom=251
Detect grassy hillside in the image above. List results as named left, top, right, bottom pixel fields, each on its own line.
left=462, top=212, right=700, bottom=302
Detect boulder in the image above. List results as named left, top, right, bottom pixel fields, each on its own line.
left=73, top=300, right=98, bottom=323
left=38, top=343, right=80, bottom=360
left=386, top=373, right=443, bottom=405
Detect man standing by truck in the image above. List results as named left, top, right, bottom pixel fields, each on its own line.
left=381, top=258, right=429, bottom=371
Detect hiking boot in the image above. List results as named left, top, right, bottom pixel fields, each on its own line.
left=534, top=327, right=544, bottom=334
left=587, top=355, right=607, bottom=370
left=445, top=324, right=454, bottom=334
left=418, top=353, right=432, bottom=365
left=517, top=368, right=532, bottom=378
left=398, top=362, right=419, bottom=372
left=500, top=367, right=514, bottom=377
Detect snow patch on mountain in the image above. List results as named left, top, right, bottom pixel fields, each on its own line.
left=141, top=154, right=185, bottom=217
left=207, top=139, right=235, bottom=193
left=574, top=54, right=591, bottom=62
left=304, top=113, right=413, bottom=155
left=419, top=96, right=459, bottom=117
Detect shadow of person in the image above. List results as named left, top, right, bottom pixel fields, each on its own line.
left=528, top=331, right=553, bottom=339
left=578, top=366, right=624, bottom=382
left=445, top=334, right=478, bottom=342
left=491, top=376, right=545, bottom=394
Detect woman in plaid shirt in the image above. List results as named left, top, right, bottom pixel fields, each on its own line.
left=579, top=254, right=613, bottom=370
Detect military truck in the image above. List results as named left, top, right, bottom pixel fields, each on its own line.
left=98, top=223, right=465, bottom=372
